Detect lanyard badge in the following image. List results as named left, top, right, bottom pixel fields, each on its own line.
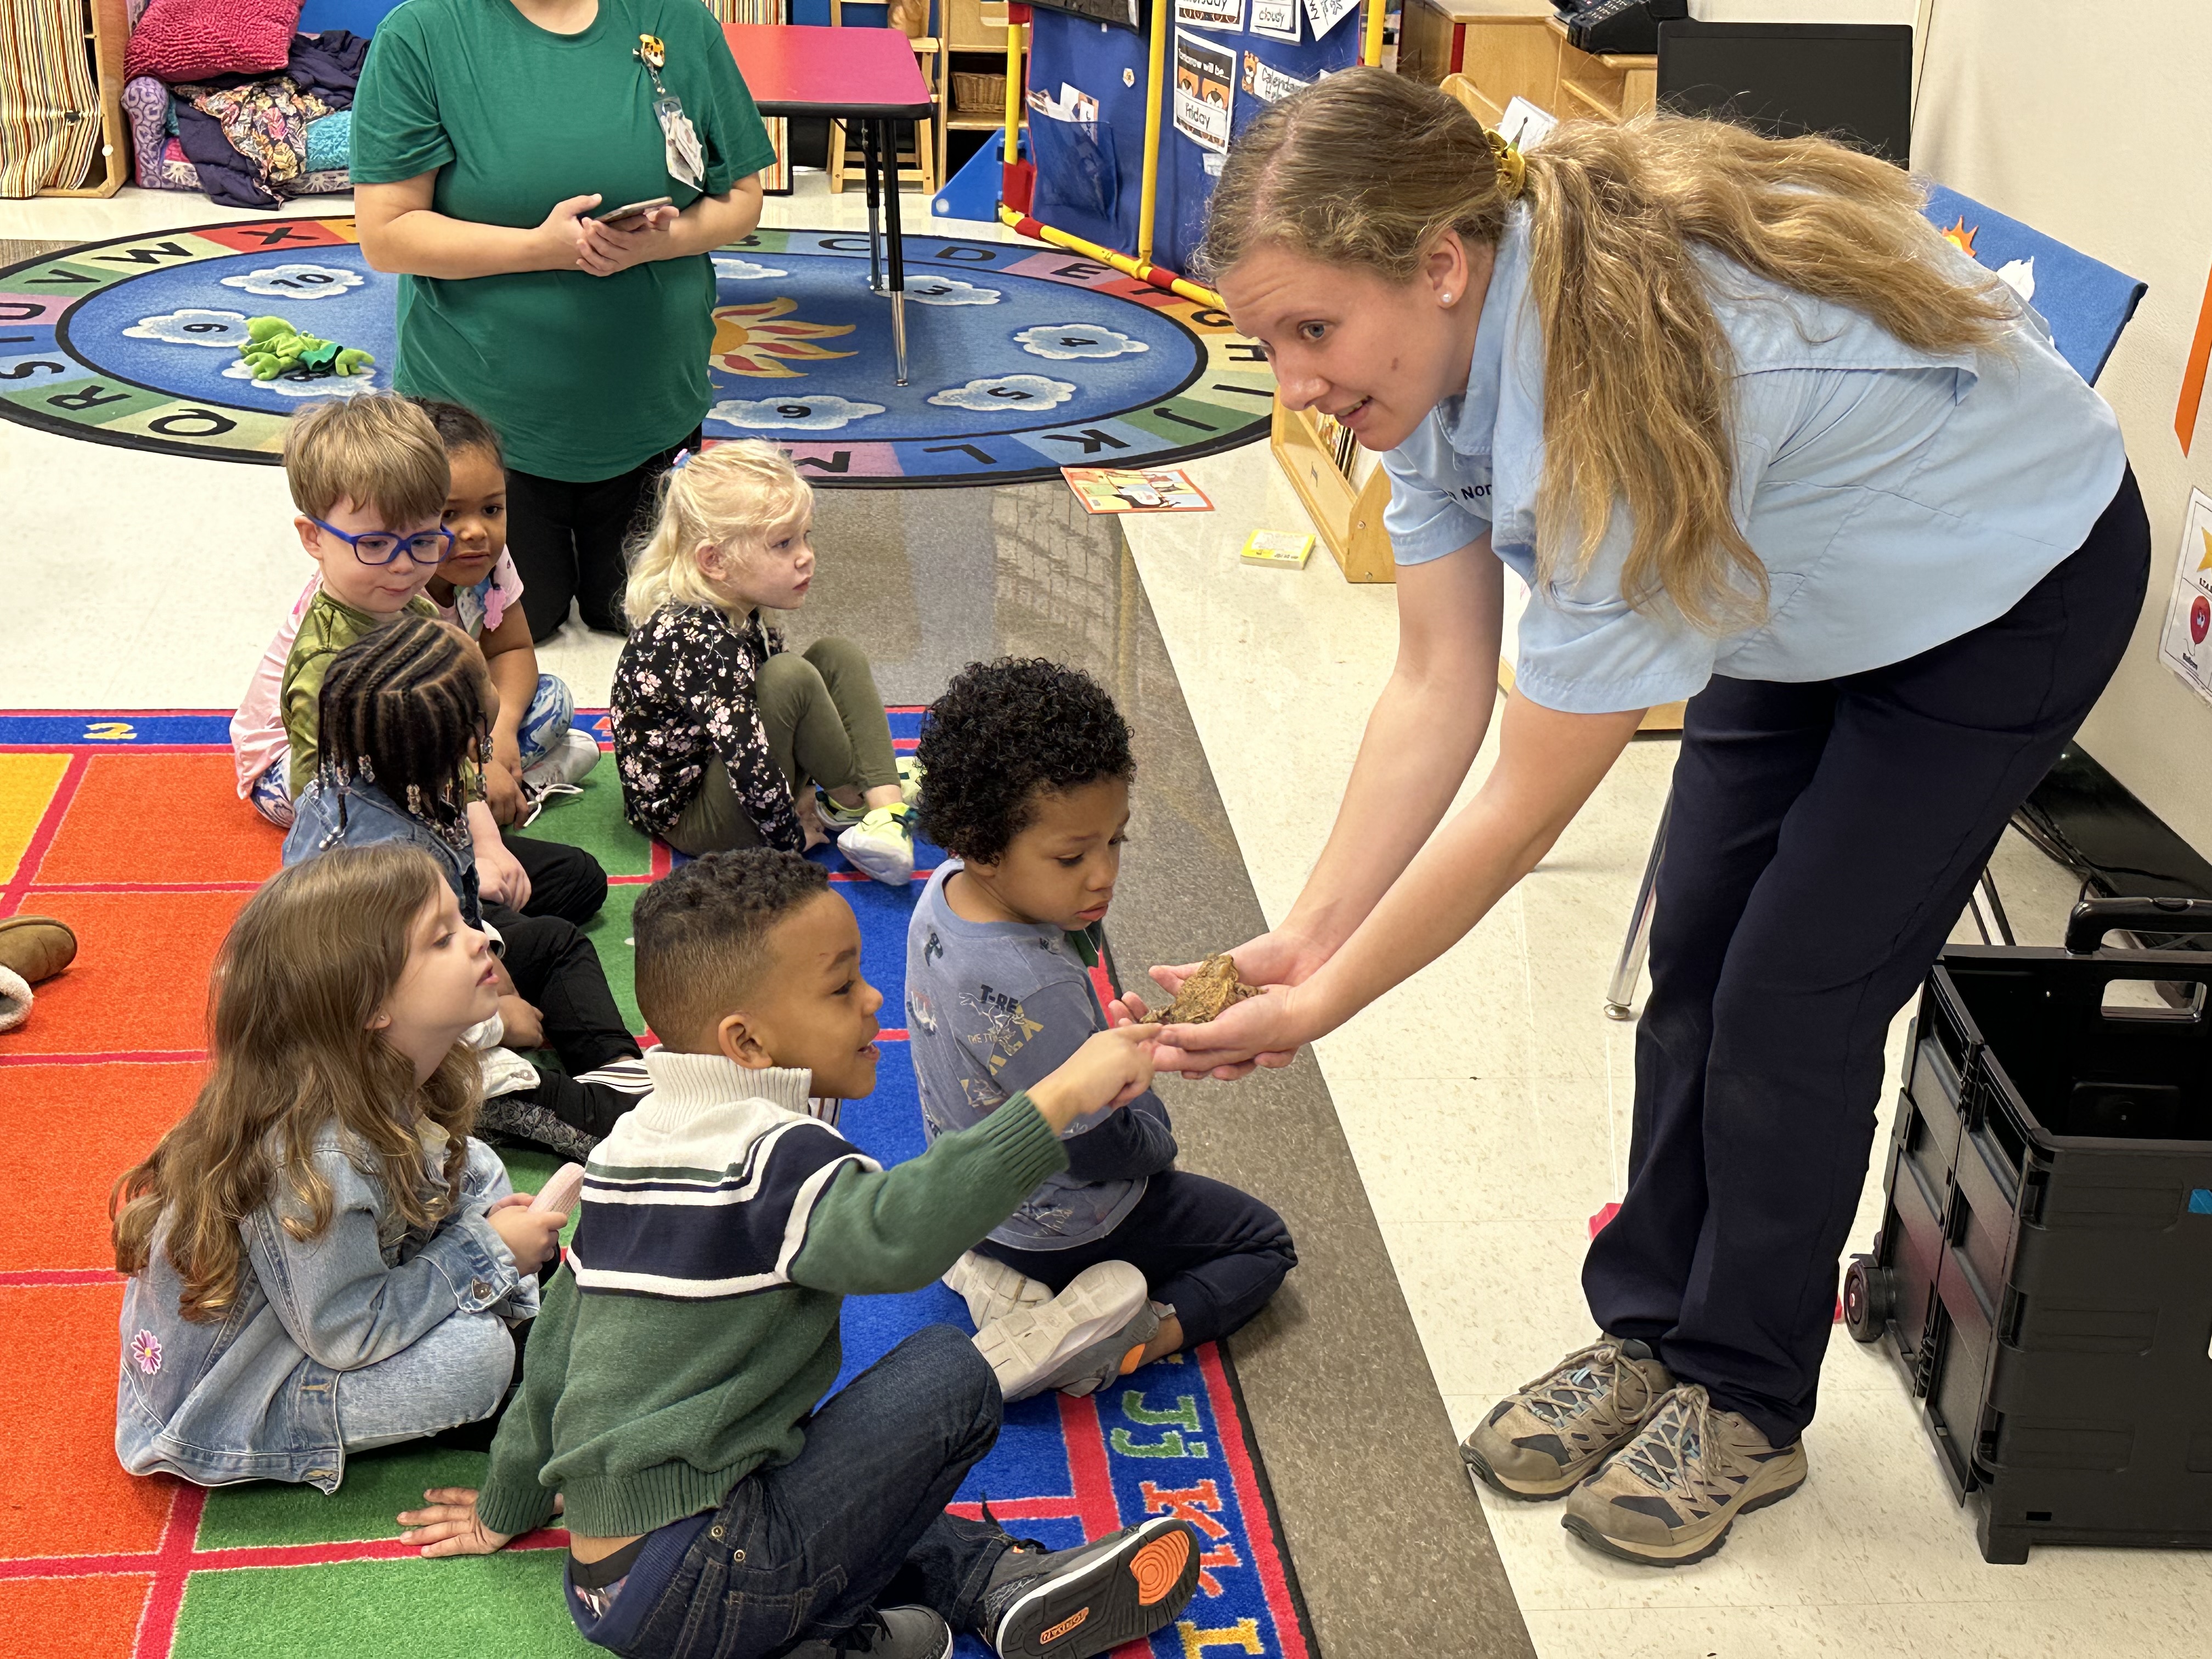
left=634, top=33, right=704, bottom=191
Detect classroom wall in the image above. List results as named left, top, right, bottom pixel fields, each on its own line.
left=1685, top=2, right=1916, bottom=19
left=1915, top=0, right=2212, bottom=855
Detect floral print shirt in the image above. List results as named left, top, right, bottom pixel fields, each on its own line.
left=611, top=603, right=803, bottom=849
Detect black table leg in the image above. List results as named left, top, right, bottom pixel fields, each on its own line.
left=881, top=116, right=909, bottom=387
left=861, top=116, right=884, bottom=297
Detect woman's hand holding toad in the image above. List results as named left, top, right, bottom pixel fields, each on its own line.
left=574, top=206, right=681, bottom=278
left=1148, top=929, right=1333, bottom=1080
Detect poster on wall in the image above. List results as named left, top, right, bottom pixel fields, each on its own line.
left=1175, top=0, right=1244, bottom=31
left=1250, top=0, right=1300, bottom=42
left=1173, top=31, right=1237, bottom=153
left=2157, top=488, right=2212, bottom=709
left=1498, top=95, right=1556, bottom=151
left=1241, top=51, right=1311, bottom=104
left=1302, top=0, right=1359, bottom=40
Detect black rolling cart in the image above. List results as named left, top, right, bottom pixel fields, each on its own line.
left=1843, top=898, right=2212, bottom=1564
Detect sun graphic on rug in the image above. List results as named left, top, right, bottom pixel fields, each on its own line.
left=710, top=296, right=856, bottom=378
left=1942, top=217, right=1978, bottom=257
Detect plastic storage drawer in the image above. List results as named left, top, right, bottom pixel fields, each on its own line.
left=1843, top=898, right=2212, bottom=1564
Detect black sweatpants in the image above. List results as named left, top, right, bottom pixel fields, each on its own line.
left=503, top=830, right=607, bottom=928
left=480, top=901, right=641, bottom=1078
left=1583, top=469, right=2151, bottom=1447
left=505, top=426, right=702, bottom=641
left=977, top=1170, right=1296, bottom=1350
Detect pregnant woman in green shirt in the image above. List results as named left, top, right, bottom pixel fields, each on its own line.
left=352, top=0, right=777, bottom=641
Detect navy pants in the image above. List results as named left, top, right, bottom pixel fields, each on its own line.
left=506, top=426, right=701, bottom=641
left=1584, top=469, right=2151, bottom=1447
left=583, top=1327, right=1012, bottom=1658
left=978, top=1170, right=1296, bottom=1349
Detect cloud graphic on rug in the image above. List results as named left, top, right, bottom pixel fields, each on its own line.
left=1996, top=257, right=2036, bottom=303
left=928, top=374, right=1076, bottom=411
left=125, top=308, right=253, bottom=347
left=906, top=277, right=1002, bottom=307
left=710, top=394, right=885, bottom=432
left=217, top=263, right=364, bottom=300
left=1014, top=323, right=1150, bottom=360
left=713, top=255, right=788, bottom=281
left=222, top=358, right=381, bottom=398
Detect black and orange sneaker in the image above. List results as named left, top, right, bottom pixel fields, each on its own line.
left=979, top=1515, right=1200, bottom=1658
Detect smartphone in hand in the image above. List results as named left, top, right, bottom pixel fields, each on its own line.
left=594, top=195, right=673, bottom=225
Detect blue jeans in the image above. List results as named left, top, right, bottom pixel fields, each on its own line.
left=574, top=1325, right=1013, bottom=1658
left=336, top=1139, right=526, bottom=1451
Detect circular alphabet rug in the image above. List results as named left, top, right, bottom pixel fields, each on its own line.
left=0, top=220, right=1274, bottom=486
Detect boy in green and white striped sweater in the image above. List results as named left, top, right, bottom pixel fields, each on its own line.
left=391, top=849, right=1202, bottom=1659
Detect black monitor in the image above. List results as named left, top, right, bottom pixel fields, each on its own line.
left=1656, top=22, right=1913, bottom=165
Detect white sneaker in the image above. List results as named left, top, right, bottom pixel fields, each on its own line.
left=522, top=726, right=602, bottom=789
left=837, top=804, right=914, bottom=886
left=943, top=1250, right=1053, bottom=1328
left=975, top=1260, right=1152, bottom=1403
left=897, top=753, right=923, bottom=810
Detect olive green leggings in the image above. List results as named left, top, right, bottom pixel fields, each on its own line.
left=667, top=637, right=900, bottom=855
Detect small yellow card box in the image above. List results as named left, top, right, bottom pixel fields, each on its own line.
left=1240, top=529, right=1314, bottom=570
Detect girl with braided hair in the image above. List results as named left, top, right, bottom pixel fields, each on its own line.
left=285, top=616, right=648, bottom=1160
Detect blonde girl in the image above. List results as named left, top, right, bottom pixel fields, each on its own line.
left=610, top=439, right=917, bottom=884
left=114, top=845, right=563, bottom=1491
left=1159, top=69, right=2149, bottom=1565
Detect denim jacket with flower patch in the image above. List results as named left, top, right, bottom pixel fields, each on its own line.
left=115, top=1131, right=533, bottom=1492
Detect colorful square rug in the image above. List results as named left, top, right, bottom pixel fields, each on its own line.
left=0, top=712, right=1309, bottom=1659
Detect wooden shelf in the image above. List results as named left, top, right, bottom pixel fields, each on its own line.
left=1408, top=5, right=1654, bottom=124
left=1270, top=400, right=1395, bottom=585
left=36, top=0, right=129, bottom=198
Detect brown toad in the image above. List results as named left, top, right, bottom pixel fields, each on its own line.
left=1162, top=953, right=1260, bottom=1025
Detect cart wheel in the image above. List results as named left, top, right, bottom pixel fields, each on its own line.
left=1843, top=1254, right=1892, bottom=1345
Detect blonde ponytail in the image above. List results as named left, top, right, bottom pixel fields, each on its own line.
left=1200, top=69, right=2020, bottom=631
left=623, top=440, right=813, bottom=627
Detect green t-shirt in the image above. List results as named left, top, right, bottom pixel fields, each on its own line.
left=349, top=0, right=776, bottom=481
left=281, top=591, right=439, bottom=797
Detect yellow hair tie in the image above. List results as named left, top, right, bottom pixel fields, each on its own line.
left=1488, top=130, right=1527, bottom=202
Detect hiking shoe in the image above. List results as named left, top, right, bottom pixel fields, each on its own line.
left=974, top=1261, right=1153, bottom=1402
left=980, top=1516, right=1200, bottom=1659
left=944, top=1250, right=1053, bottom=1328
left=788, top=1607, right=952, bottom=1658
left=838, top=805, right=915, bottom=886
left=1462, top=1336, right=1674, bottom=1499
left=522, top=727, right=602, bottom=789
left=1561, top=1384, right=1808, bottom=1567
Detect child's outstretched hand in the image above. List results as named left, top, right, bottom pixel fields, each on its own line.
left=397, top=1486, right=552, bottom=1558
left=1105, top=988, right=1152, bottom=1028
left=1027, top=1024, right=1159, bottom=1132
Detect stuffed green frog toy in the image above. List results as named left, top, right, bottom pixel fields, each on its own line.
left=236, top=315, right=374, bottom=381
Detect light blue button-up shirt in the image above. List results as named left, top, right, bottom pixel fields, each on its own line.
left=1381, top=206, right=2128, bottom=715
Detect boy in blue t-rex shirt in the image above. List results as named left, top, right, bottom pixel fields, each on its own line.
left=905, top=658, right=1296, bottom=1403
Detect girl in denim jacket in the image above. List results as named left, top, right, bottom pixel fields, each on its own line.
left=112, top=844, right=563, bottom=1492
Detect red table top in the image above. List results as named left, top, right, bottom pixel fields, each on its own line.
left=722, top=23, right=935, bottom=118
